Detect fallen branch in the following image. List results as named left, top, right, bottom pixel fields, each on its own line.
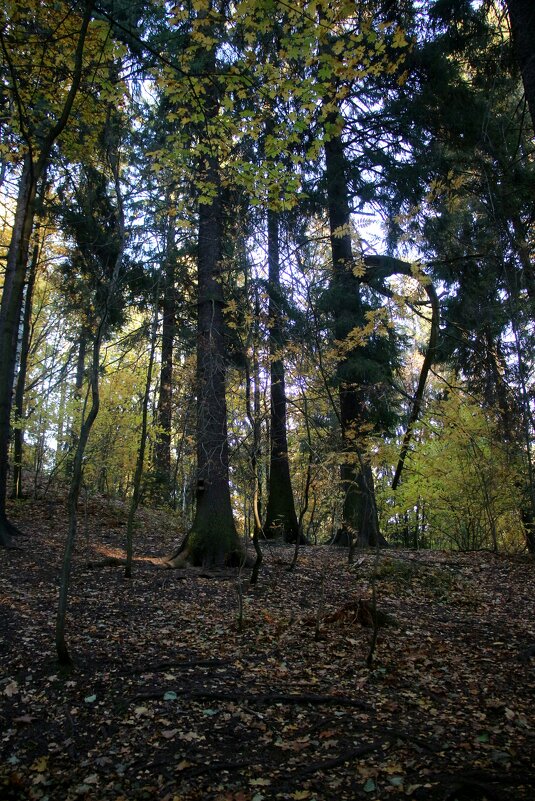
left=84, top=556, right=165, bottom=569
left=85, top=557, right=127, bottom=568
left=130, top=658, right=232, bottom=673
left=127, top=688, right=372, bottom=710
left=178, top=759, right=253, bottom=777
left=150, top=757, right=252, bottom=776
left=296, top=741, right=385, bottom=776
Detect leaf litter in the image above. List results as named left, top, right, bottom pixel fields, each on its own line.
left=1, top=495, right=534, bottom=800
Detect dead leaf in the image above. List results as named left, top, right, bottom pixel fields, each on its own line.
left=3, top=681, right=19, bottom=697
left=180, top=731, right=204, bottom=742
left=31, top=757, right=48, bottom=773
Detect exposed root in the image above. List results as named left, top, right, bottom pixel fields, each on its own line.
left=303, top=597, right=398, bottom=630
left=165, top=547, right=190, bottom=569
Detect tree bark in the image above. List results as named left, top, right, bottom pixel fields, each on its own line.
left=125, top=297, right=159, bottom=577
left=153, top=211, right=176, bottom=498
left=11, top=220, right=39, bottom=500
left=263, top=209, right=300, bottom=542
left=0, top=157, right=37, bottom=545
left=324, top=127, right=383, bottom=548
left=168, top=157, right=240, bottom=566
left=65, top=326, right=88, bottom=478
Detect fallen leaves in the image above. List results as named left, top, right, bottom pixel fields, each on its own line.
left=13, top=713, right=33, bottom=724
left=31, top=757, right=48, bottom=773
left=3, top=680, right=19, bottom=697
left=1, top=499, right=535, bottom=800
left=161, top=729, right=179, bottom=739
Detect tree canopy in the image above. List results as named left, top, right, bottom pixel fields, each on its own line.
left=0, top=0, right=533, bottom=561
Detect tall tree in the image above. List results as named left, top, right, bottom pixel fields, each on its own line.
left=323, top=125, right=384, bottom=547
left=313, top=2, right=410, bottom=547
left=56, top=125, right=128, bottom=664
left=166, top=2, right=242, bottom=567
left=153, top=206, right=177, bottom=500
left=263, top=209, right=300, bottom=542
left=377, top=0, right=535, bottom=548
left=0, top=1, right=97, bottom=546
left=10, top=232, right=39, bottom=499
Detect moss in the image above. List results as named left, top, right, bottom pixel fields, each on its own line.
left=373, top=558, right=417, bottom=583
left=187, top=525, right=244, bottom=568
left=372, top=558, right=459, bottom=599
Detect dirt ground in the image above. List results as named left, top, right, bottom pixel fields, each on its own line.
left=1, top=494, right=535, bottom=800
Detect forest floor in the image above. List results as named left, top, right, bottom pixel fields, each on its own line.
left=1, top=494, right=535, bottom=801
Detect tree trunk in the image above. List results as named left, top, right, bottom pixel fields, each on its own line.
left=168, top=155, right=241, bottom=568
left=65, top=327, right=88, bottom=478
left=153, top=212, right=176, bottom=499
left=263, top=209, right=300, bottom=542
left=505, top=0, right=535, bottom=130
left=521, top=510, right=535, bottom=553
left=56, top=334, right=102, bottom=666
left=56, top=137, right=125, bottom=665
left=0, top=3, right=92, bottom=547
left=167, top=21, right=241, bottom=568
left=11, top=237, right=38, bottom=500
left=125, top=298, right=159, bottom=577
left=246, top=292, right=263, bottom=584
left=0, top=157, right=37, bottom=545
left=323, top=126, right=383, bottom=548
left=55, top=374, right=68, bottom=467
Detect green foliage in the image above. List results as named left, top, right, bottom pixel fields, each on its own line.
left=2, top=0, right=533, bottom=557
left=0, top=1, right=124, bottom=162
left=379, top=389, right=526, bottom=551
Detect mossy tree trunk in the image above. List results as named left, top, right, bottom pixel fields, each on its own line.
left=11, top=175, right=49, bottom=500
left=263, top=209, right=300, bottom=543
left=11, top=229, right=41, bottom=500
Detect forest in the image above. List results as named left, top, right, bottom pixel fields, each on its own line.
left=1, top=0, right=534, bottom=799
